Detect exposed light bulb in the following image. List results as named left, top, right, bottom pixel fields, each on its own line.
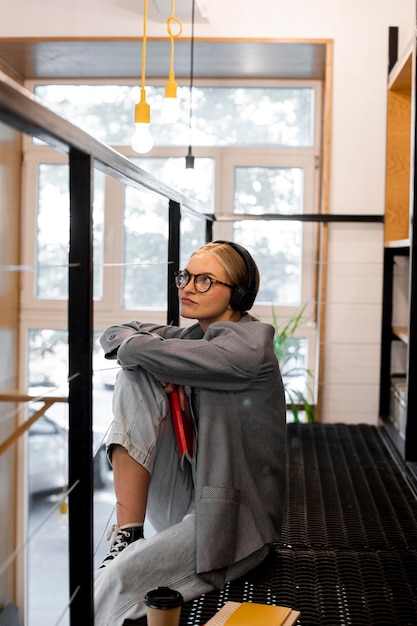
left=161, top=71, right=180, bottom=123
left=161, top=97, right=181, bottom=123
left=182, top=166, right=196, bottom=186
left=131, top=87, right=154, bottom=154
left=131, top=123, right=154, bottom=154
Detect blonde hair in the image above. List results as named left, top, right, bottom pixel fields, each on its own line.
left=192, top=241, right=260, bottom=306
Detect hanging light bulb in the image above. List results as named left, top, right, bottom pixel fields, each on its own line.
left=184, top=0, right=196, bottom=175
left=161, top=70, right=180, bottom=123
left=185, top=145, right=195, bottom=170
left=182, top=144, right=196, bottom=186
left=131, top=0, right=153, bottom=154
left=161, top=8, right=183, bottom=124
left=131, top=87, right=154, bottom=153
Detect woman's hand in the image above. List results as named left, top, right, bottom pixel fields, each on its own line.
left=160, top=381, right=177, bottom=394
left=160, top=382, right=187, bottom=410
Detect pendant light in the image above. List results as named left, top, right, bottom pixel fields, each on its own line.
left=131, top=0, right=154, bottom=154
left=161, top=1, right=183, bottom=124
left=185, top=0, right=196, bottom=172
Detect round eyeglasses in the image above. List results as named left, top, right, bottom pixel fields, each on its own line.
left=174, top=269, right=234, bottom=293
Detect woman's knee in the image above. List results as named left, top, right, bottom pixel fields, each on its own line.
left=113, top=369, right=169, bottom=419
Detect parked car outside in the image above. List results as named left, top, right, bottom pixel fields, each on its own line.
left=28, top=410, right=111, bottom=495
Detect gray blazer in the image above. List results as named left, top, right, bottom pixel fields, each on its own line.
left=100, top=313, right=286, bottom=587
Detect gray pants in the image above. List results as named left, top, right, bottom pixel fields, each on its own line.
left=94, top=368, right=265, bottom=625
left=106, top=368, right=196, bottom=531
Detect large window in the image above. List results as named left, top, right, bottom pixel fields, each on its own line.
left=25, top=80, right=320, bottom=313
left=34, top=83, right=315, bottom=147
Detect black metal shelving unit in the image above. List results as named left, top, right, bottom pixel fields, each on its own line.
left=379, top=30, right=417, bottom=468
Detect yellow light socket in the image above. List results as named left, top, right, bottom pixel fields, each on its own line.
left=165, top=71, right=178, bottom=99
left=134, top=89, right=151, bottom=124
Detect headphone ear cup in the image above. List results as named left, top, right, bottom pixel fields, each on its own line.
left=213, top=239, right=257, bottom=311
left=230, top=286, right=257, bottom=311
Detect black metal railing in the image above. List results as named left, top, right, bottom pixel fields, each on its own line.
left=0, top=69, right=212, bottom=626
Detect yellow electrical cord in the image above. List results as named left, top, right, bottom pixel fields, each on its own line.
left=165, top=0, right=183, bottom=97
left=135, top=0, right=150, bottom=125
left=141, top=0, right=148, bottom=94
left=135, top=0, right=183, bottom=125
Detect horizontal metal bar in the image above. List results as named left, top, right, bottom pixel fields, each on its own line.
left=215, top=213, right=384, bottom=223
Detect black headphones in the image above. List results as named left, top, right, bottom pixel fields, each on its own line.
left=213, top=240, right=258, bottom=311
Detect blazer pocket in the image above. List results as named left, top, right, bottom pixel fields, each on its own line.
left=202, top=485, right=240, bottom=502
left=197, top=485, right=241, bottom=570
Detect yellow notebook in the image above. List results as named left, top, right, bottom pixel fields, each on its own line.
left=204, top=601, right=300, bottom=626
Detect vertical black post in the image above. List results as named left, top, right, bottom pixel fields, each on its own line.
left=379, top=247, right=394, bottom=418
left=406, top=237, right=417, bottom=460
left=168, top=200, right=181, bottom=326
left=68, top=148, right=94, bottom=624
left=388, top=26, right=399, bottom=74
left=405, top=56, right=417, bottom=462
left=205, top=216, right=213, bottom=243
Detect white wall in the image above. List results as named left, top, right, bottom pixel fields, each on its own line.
left=0, top=0, right=415, bottom=424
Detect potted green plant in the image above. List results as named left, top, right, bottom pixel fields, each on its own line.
left=272, top=304, right=315, bottom=423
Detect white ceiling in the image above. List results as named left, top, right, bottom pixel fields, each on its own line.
left=150, top=0, right=209, bottom=22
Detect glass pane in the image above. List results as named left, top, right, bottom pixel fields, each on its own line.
left=233, top=221, right=302, bottom=306
left=234, top=166, right=304, bottom=215
left=36, top=165, right=105, bottom=300
left=26, top=329, right=116, bottom=625
left=34, top=84, right=314, bottom=147
left=123, top=187, right=169, bottom=310
left=132, top=156, right=215, bottom=213
left=28, top=329, right=68, bottom=389
left=280, top=336, right=313, bottom=423
left=36, top=164, right=69, bottom=299
left=93, top=173, right=106, bottom=299
left=34, top=84, right=139, bottom=145
left=124, top=157, right=212, bottom=309
left=195, top=86, right=314, bottom=147
left=279, top=336, right=309, bottom=396
left=180, top=213, right=207, bottom=268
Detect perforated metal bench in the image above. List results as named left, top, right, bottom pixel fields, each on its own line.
left=130, top=424, right=417, bottom=626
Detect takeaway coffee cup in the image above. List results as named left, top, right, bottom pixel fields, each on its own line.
left=144, top=587, right=183, bottom=626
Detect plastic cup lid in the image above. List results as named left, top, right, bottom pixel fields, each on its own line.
left=144, top=587, right=183, bottom=610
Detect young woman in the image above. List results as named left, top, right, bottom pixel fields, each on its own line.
left=94, top=240, right=286, bottom=625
